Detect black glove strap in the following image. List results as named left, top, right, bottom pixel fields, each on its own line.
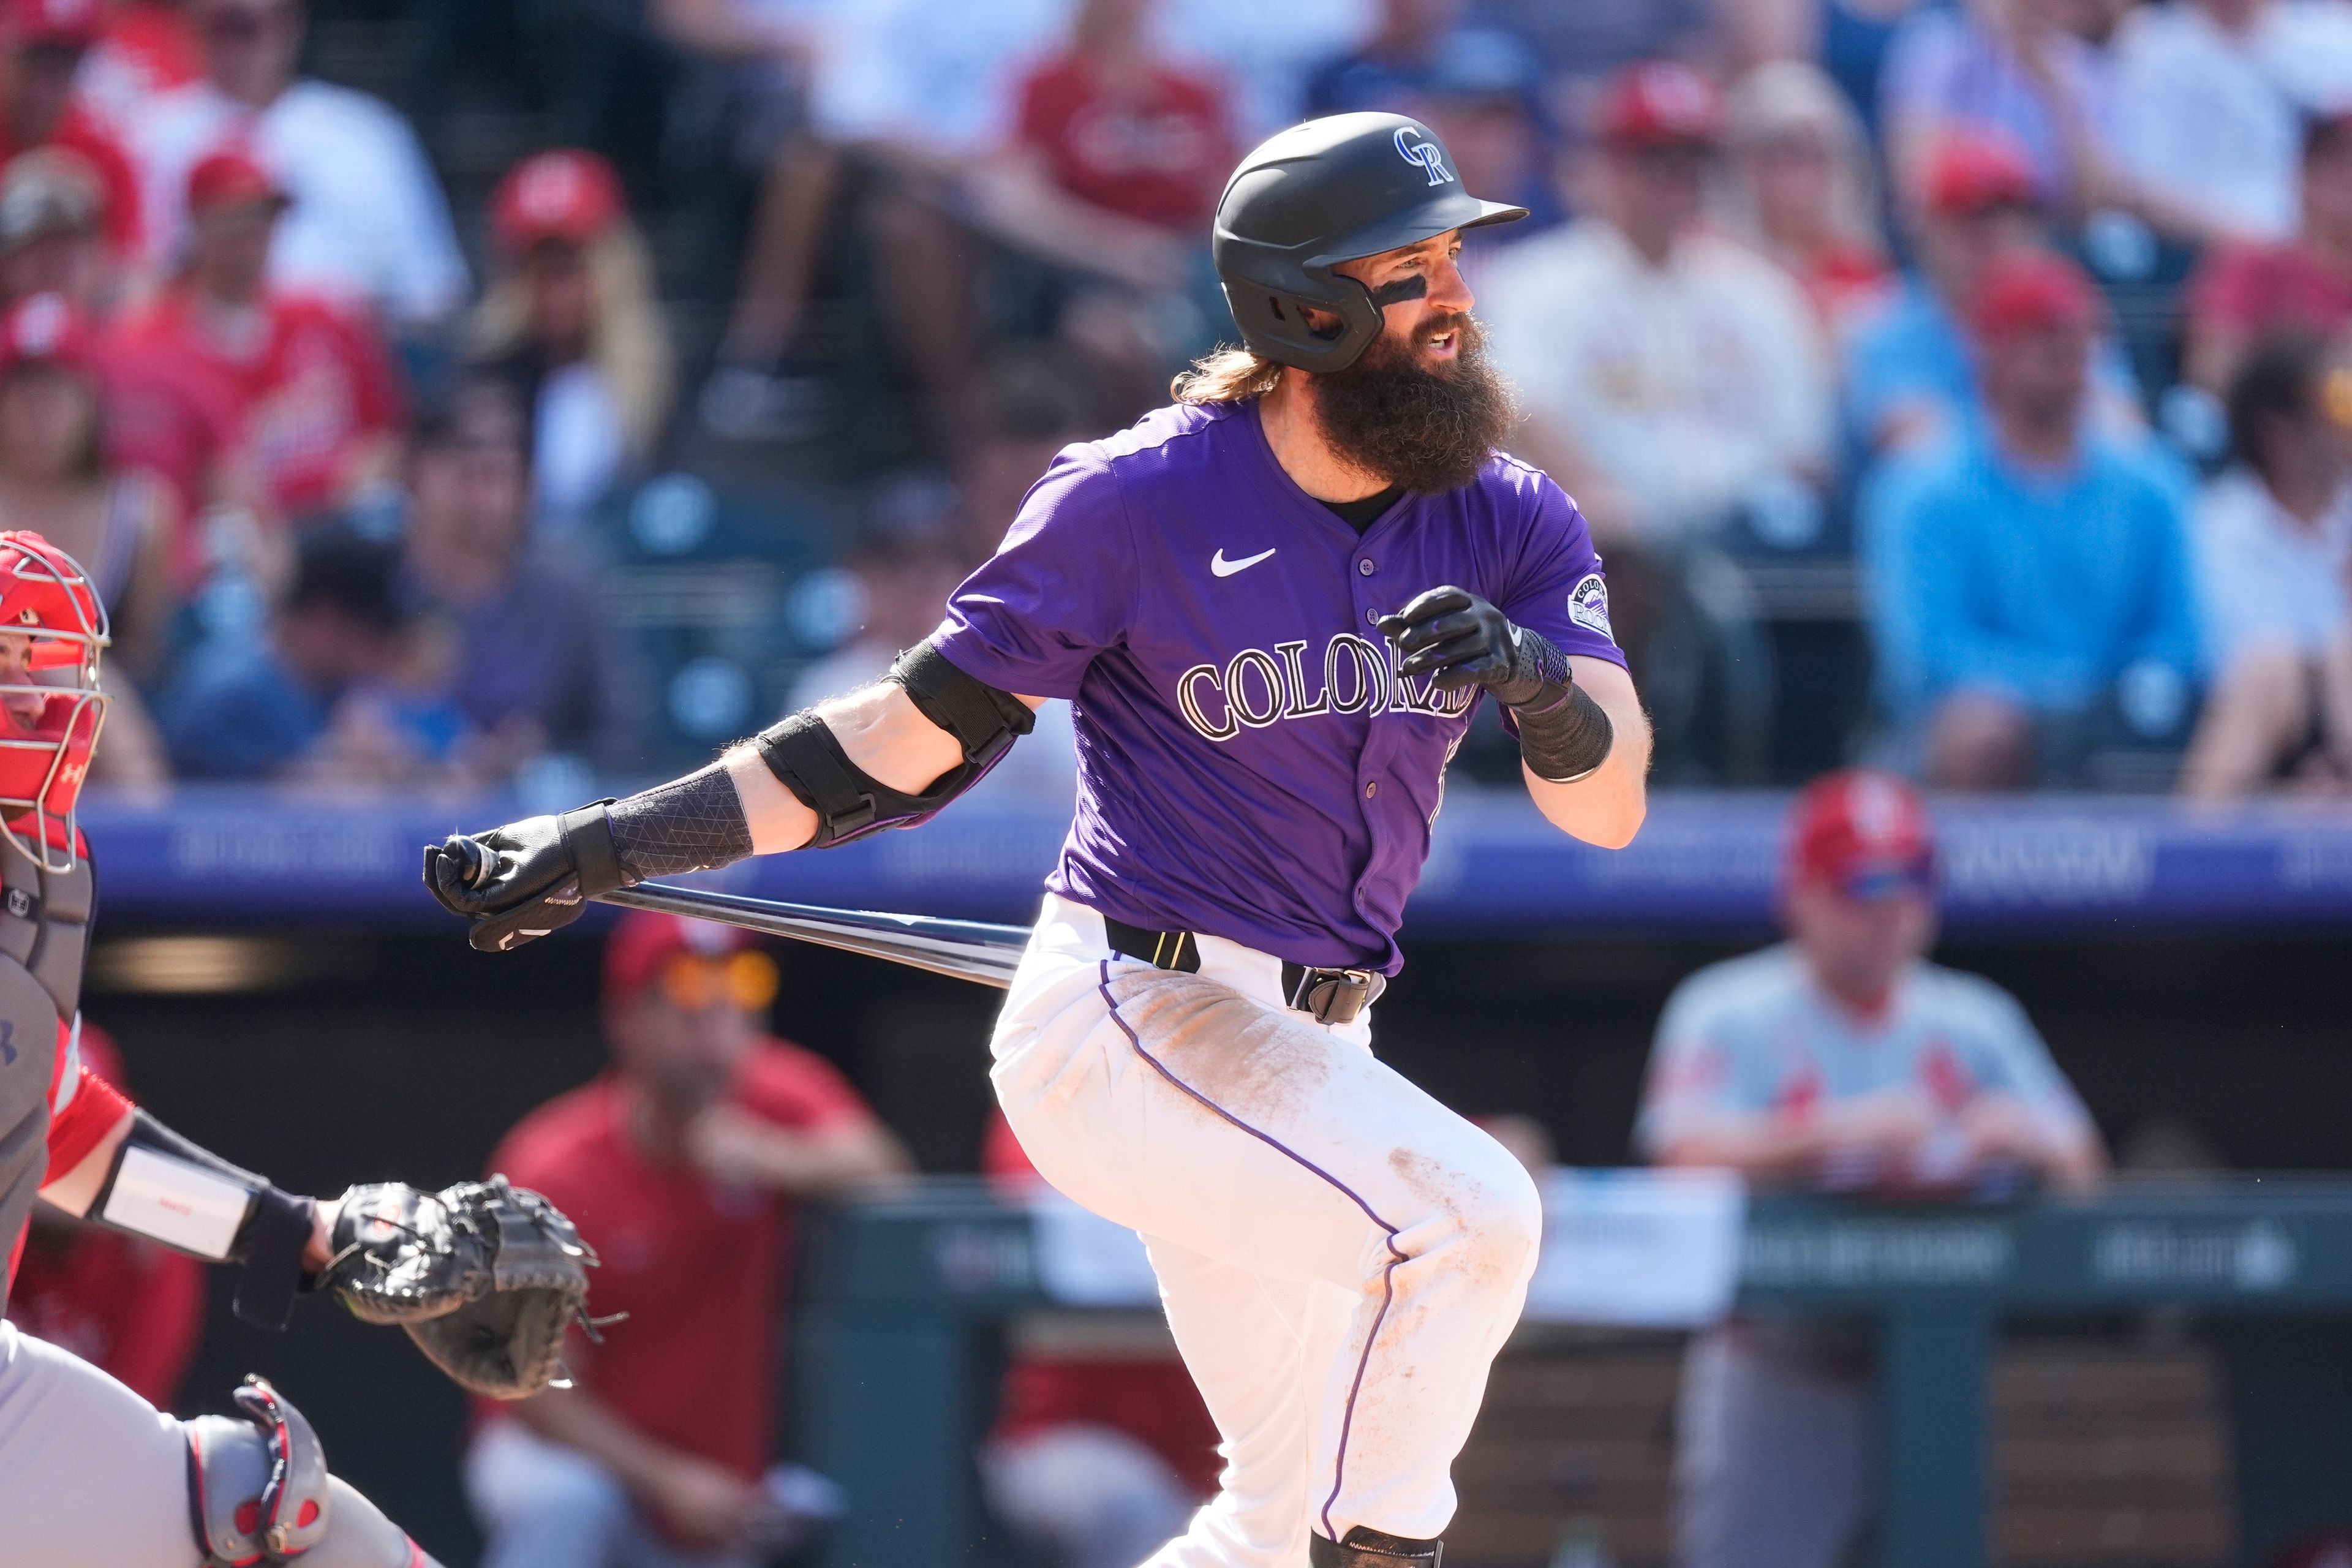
left=232, top=1186, right=317, bottom=1331
left=556, top=804, right=627, bottom=899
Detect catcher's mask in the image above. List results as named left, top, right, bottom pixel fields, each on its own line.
left=0, top=530, right=106, bottom=872
left=1211, top=111, right=1526, bottom=374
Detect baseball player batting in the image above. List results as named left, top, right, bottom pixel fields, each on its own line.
left=0, top=532, right=600, bottom=1568
left=429, top=112, right=1651, bottom=1568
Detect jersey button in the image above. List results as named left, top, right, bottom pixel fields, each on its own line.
left=1365, top=608, right=1380, bottom=625
left=1358, top=559, right=1375, bottom=576
left=1364, top=780, right=1379, bottom=799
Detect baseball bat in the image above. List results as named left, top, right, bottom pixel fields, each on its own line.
left=597, top=882, right=1029, bottom=989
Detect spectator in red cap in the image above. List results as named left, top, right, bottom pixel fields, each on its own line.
left=1861, top=250, right=2202, bottom=790
left=467, top=149, right=672, bottom=532
left=124, top=0, right=467, bottom=331
left=6, top=1020, right=205, bottom=1409
left=0, top=290, right=172, bottom=777
left=2188, top=113, right=2352, bottom=393
left=0, top=0, right=143, bottom=269
left=1637, top=767, right=2104, bottom=1568
left=1842, top=130, right=2143, bottom=455
left=469, top=911, right=910, bottom=1568
left=109, top=146, right=404, bottom=529
left=1482, top=59, right=1830, bottom=549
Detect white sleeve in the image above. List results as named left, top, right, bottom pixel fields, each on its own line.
left=1744, top=261, right=1835, bottom=474
left=1969, top=981, right=2096, bottom=1137
left=126, top=92, right=216, bottom=272
left=371, top=109, right=470, bottom=324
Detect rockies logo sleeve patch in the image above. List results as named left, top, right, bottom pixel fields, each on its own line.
left=1568, top=574, right=1615, bottom=643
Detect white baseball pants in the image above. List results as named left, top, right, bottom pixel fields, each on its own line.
left=990, top=894, right=1543, bottom=1568
left=0, top=1316, right=436, bottom=1567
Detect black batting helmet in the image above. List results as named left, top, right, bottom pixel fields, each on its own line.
left=1212, top=112, right=1527, bottom=374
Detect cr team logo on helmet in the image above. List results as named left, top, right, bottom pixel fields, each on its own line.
left=1392, top=127, right=1455, bottom=187
left=1211, top=111, right=1526, bottom=374
left=0, top=532, right=107, bottom=872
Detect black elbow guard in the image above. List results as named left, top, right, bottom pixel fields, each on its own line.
left=756, top=640, right=1034, bottom=848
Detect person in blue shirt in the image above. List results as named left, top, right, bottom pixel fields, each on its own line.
left=1862, top=250, right=2201, bottom=789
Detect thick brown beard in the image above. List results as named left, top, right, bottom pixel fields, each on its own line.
left=1308, top=313, right=1515, bottom=496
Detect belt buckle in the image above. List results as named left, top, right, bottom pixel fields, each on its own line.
left=1292, top=966, right=1382, bottom=1025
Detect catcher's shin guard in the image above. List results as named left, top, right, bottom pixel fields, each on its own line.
left=1309, top=1527, right=1445, bottom=1568
left=186, top=1376, right=444, bottom=1567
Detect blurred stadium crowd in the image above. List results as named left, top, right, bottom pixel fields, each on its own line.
left=6, top=0, right=2352, bottom=801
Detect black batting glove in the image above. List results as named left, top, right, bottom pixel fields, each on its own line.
left=1376, top=586, right=1569, bottom=709
left=424, top=803, right=625, bottom=954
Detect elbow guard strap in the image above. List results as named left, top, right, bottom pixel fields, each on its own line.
left=89, top=1109, right=314, bottom=1330
left=756, top=643, right=1033, bottom=848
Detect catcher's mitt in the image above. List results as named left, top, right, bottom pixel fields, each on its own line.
left=317, top=1175, right=606, bottom=1400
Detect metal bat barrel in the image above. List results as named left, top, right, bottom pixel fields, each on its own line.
left=598, top=883, right=1030, bottom=989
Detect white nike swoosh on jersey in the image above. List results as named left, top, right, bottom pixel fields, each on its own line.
left=1211, top=547, right=1278, bottom=577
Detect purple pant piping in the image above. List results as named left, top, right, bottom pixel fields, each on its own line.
left=1094, top=960, right=1409, bottom=1542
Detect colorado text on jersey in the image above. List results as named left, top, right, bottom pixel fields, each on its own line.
left=1176, top=630, right=1479, bottom=742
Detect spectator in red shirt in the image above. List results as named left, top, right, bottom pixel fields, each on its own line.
left=0, top=0, right=141, bottom=265
left=2188, top=112, right=2352, bottom=393
left=4, top=1020, right=205, bottom=1410
left=980, top=1110, right=1218, bottom=1568
left=0, top=292, right=172, bottom=780
left=963, top=0, right=1237, bottom=404
left=1011, top=0, right=1232, bottom=235
left=467, top=911, right=912, bottom=1568
left=110, top=146, right=402, bottom=528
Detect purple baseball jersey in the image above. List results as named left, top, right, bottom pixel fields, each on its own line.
left=931, top=398, right=1624, bottom=973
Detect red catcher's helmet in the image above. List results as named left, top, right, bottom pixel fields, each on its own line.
left=0, top=531, right=105, bottom=870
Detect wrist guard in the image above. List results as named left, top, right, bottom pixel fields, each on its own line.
left=758, top=640, right=1033, bottom=848
left=1501, top=629, right=1615, bottom=783
left=90, top=1109, right=315, bottom=1330
left=606, top=763, right=753, bottom=881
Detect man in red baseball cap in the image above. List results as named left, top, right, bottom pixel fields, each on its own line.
left=1636, top=769, right=2104, bottom=1568
left=0, top=0, right=140, bottom=267
left=1482, top=58, right=1830, bottom=553
left=2187, top=112, right=2352, bottom=393
left=1864, top=246, right=2203, bottom=789
left=470, top=911, right=910, bottom=1568
left=107, top=145, right=401, bottom=525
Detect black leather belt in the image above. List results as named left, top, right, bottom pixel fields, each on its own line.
left=1101, top=916, right=1386, bottom=1026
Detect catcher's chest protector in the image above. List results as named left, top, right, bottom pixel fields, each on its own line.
left=0, top=850, right=93, bottom=1308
